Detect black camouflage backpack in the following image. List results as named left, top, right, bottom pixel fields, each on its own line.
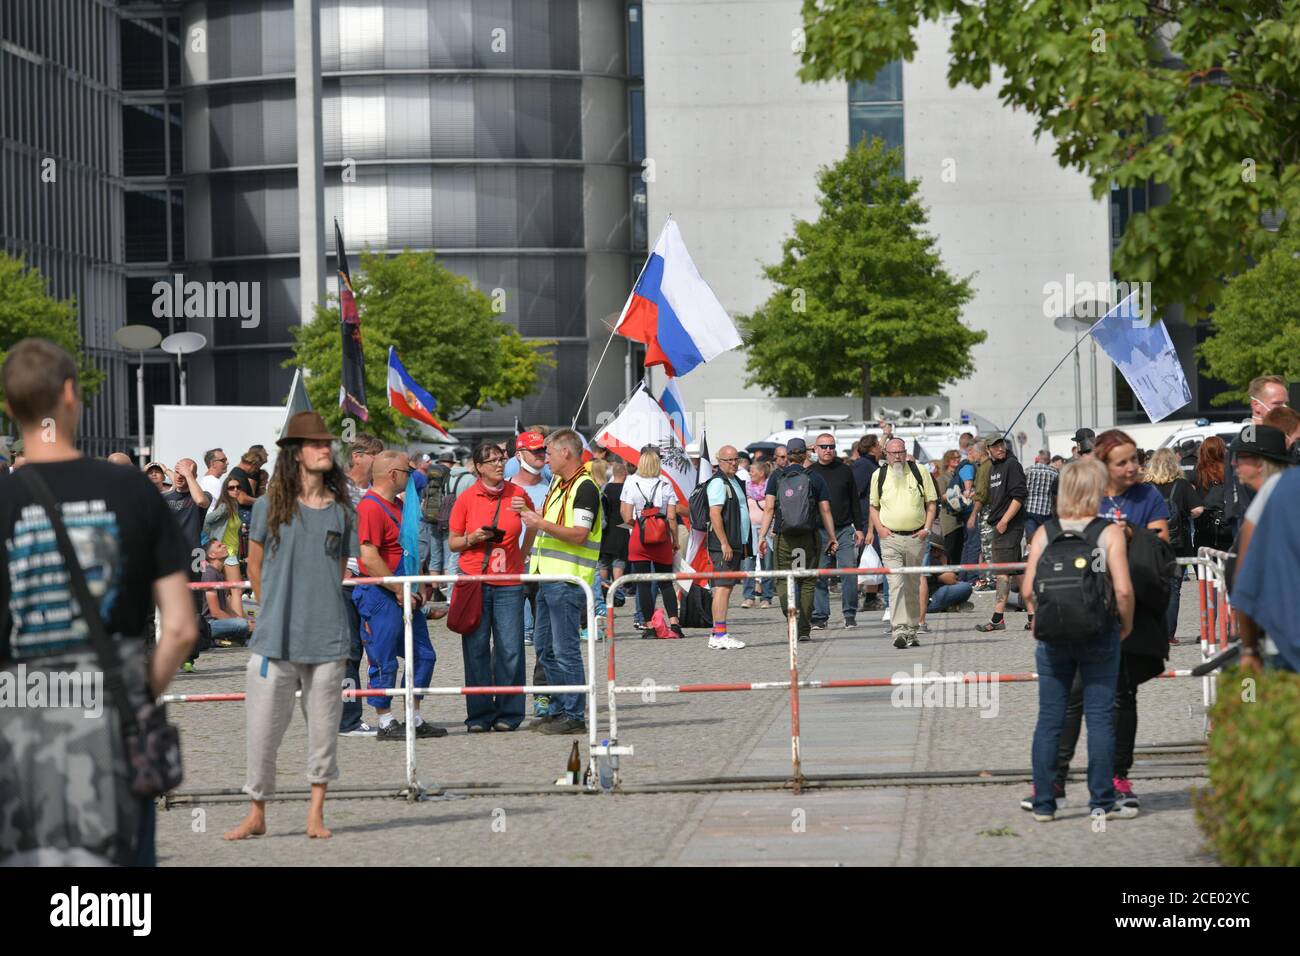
left=1032, top=518, right=1113, bottom=643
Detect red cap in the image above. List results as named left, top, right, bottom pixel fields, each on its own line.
left=517, top=431, right=545, bottom=451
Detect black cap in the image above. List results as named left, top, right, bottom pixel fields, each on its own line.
left=786, top=437, right=807, bottom=454
left=1071, top=427, right=1095, bottom=444
left=1230, top=425, right=1291, bottom=464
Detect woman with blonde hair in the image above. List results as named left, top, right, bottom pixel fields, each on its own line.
left=1144, top=447, right=1203, bottom=646
left=620, top=444, right=682, bottom=638
left=1020, top=457, right=1135, bottom=822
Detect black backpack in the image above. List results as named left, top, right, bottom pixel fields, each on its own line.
left=420, top=462, right=452, bottom=523
left=1032, top=518, right=1113, bottom=643
left=776, top=468, right=818, bottom=533
left=688, top=474, right=721, bottom=531
left=1157, top=480, right=1186, bottom=552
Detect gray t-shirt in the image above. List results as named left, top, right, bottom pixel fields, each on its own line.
left=249, top=496, right=357, bottom=663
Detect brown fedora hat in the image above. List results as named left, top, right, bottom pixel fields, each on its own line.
left=278, top=410, right=337, bottom=446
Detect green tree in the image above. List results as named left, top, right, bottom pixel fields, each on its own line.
left=738, top=138, right=983, bottom=417
left=1197, top=236, right=1300, bottom=405
left=797, top=0, right=1300, bottom=322
left=0, top=251, right=104, bottom=417
left=290, top=248, right=552, bottom=444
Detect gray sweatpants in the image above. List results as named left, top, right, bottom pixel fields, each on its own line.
left=242, top=655, right=347, bottom=801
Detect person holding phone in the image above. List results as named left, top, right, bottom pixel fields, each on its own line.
left=449, top=441, right=532, bottom=732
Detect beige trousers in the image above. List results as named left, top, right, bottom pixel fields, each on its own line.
left=243, top=655, right=347, bottom=800
left=880, top=532, right=926, bottom=636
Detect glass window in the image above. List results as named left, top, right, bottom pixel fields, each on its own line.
left=123, top=103, right=167, bottom=176
left=629, top=87, right=645, bottom=162
left=166, top=16, right=181, bottom=88
left=125, top=191, right=169, bottom=261
left=850, top=103, right=903, bottom=155
left=630, top=173, right=647, bottom=250
left=121, top=17, right=164, bottom=90
left=627, top=2, right=644, bottom=78
left=848, top=61, right=902, bottom=104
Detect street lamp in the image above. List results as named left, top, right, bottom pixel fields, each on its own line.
left=160, top=331, right=207, bottom=406
left=112, top=324, right=162, bottom=467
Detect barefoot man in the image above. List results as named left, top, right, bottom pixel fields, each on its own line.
left=226, top=411, right=357, bottom=841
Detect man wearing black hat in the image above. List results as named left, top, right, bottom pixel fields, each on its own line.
left=975, top=432, right=1028, bottom=633
left=1230, top=424, right=1293, bottom=558
left=1071, top=427, right=1095, bottom=458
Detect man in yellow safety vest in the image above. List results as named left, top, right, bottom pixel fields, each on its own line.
left=520, top=428, right=602, bottom=735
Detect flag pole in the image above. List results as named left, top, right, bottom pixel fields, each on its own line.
left=570, top=214, right=673, bottom=430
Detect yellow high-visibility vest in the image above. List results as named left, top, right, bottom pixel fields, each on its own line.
left=532, top=468, right=603, bottom=577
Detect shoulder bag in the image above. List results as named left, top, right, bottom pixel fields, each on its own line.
left=447, top=492, right=504, bottom=635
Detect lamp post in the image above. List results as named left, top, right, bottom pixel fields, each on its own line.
left=112, top=325, right=163, bottom=467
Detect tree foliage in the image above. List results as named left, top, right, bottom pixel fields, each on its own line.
left=0, top=251, right=104, bottom=415
left=737, top=138, right=982, bottom=412
left=798, top=0, right=1300, bottom=322
left=1197, top=236, right=1300, bottom=405
left=290, top=248, right=552, bottom=444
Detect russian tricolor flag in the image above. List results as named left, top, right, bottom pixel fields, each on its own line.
left=387, top=347, right=450, bottom=439
left=658, top=377, right=692, bottom=445
left=616, top=220, right=741, bottom=378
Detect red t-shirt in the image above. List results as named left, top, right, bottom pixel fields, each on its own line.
left=357, top=490, right=405, bottom=573
left=449, top=480, right=527, bottom=576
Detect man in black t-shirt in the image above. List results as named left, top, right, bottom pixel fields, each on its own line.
left=162, top=457, right=210, bottom=557
left=0, top=337, right=195, bottom=867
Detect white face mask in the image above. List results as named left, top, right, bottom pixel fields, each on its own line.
left=519, top=457, right=541, bottom=476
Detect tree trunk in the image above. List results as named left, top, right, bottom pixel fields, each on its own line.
left=860, top=361, right=872, bottom=421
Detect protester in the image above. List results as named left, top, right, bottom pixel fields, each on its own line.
left=967, top=441, right=995, bottom=588
left=200, top=539, right=252, bottom=647
left=521, top=429, right=601, bottom=734
left=336, top=433, right=381, bottom=737
left=870, top=436, right=938, bottom=648
left=448, top=441, right=530, bottom=732
left=935, top=449, right=967, bottom=565
left=1144, top=447, right=1203, bottom=645
left=705, top=445, right=750, bottom=649
left=355, top=449, right=444, bottom=741
left=106, top=451, right=133, bottom=467
left=222, top=412, right=355, bottom=841
left=203, top=475, right=250, bottom=617
left=599, top=456, right=632, bottom=618
left=1224, top=374, right=1289, bottom=537
left=809, top=433, right=866, bottom=629
left=227, top=450, right=262, bottom=524
left=851, top=434, right=881, bottom=518
left=758, top=437, right=837, bottom=642
left=1232, top=468, right=1300, bottom=673
left=163, top=457, right=211, bottom=671
left=773, top=445, right=789, bottom=469
left=145, top=460, right=169, bottom=489
left=1072, top=427, right=1096, bottom=458
left=0, top=338, right=196, bottom=866
left=1262, top=405, right=1300, bottom=453
left=741, top=459, right=776, bottom=609
left=344, top=433, right=382, bottom=507
left=511, top=433, right=552, bottom=655
left=1020, top=457, right=1136, bottom=822
left=974, top=433, right=1028, bottom=633
left=1023, top=450, right=1059, bottom=544
left=199, top=448, right=228, bottom=506
left=621, top=445, right=683, bottom=639
left=1192, top=436, right=1233, bottom=552
left=918, top=532, right=974, bottom=617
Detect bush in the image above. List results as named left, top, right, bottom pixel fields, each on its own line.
left=1194, top=666, right=1300, bottom=866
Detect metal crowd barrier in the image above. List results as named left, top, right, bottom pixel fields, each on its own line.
left=602, top=557, right=1230, bottom=791
left=163, top=572, right=598, bottom=799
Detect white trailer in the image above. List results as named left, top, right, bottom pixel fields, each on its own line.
left=152, top=405, right=288, bottom=475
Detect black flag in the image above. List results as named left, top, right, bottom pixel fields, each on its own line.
left=336, top=219, right=368, bottom=421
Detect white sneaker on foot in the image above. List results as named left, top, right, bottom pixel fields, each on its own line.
left=708, top=635, right=746, bottom=649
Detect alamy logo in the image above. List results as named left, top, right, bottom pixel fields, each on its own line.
left=50, top=886, right=151, bottom=936
left=153, top=273, right=260, bottom=328
left=0, top=664, right=102, bottom=718
left=890, top=664, right=1000, bottom=718
left=1041, top=275, right=1152, bottom=325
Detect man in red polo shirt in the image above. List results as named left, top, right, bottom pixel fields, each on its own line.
left=354, top=449, right=444, bottom=741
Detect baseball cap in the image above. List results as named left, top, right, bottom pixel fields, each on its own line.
left=786, top=437, right=807, bottom=454
left=144, top=461, right=166, bottom=474
left=435, top=449, right=455, bottom=463
left=981, top=431, right=1006, bottom=446
left=517, top=430, right=545, bottom=452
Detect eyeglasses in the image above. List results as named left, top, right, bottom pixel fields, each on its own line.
left=816, top=444, right=836, bottom=450
left=718, top=456, right=738, bottom=463
left=391, top=467, right=412, bottom=477
left=886, top=449, right=906, bottom=456
left=479, top=456, right=506, bottom=466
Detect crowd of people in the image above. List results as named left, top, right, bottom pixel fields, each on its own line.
left=3, top=332, right=1297, bottom=861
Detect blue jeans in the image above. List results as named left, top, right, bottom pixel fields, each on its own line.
left=927, top=581, right=973, bottom=613
left=742, top=548, right=775, bottom=601
left=533, top=582, right=586, bottom=721
left=959, top=519, right=983, bottom=582
left=208, top=616, right=250, bottom=643
left=130, top=798, right=156, bottom=866
left=339, top=585, right=365, bottom=731
left=813, top=524, right=859, bottom=621
left=1164, top=570, right=1183, bottom=639
left=1023, top=512, right=1051, bottom=549
left=1031, top=626, right=1121, bottom=813
left=353, top=584, right=436, bottom=712
left=461, top=584, right=526, bottom=729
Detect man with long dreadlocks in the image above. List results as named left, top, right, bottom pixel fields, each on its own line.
left=225, top=411, right=357, bottom=841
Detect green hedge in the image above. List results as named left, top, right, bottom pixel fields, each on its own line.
left=1195, top=666, right=1300, bottom=866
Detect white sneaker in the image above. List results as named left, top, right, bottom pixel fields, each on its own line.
left=882, top=608, right=891, bottom=622
left=708, top=635, right=746, bottom=650
left=339, top=722, right=377, bottom=737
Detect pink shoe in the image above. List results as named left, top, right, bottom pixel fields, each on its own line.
left=1113, top=777, right=1140, bottom=809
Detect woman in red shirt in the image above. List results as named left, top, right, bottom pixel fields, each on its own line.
left=620, top=445, right=683, bottom=638
left=448, top=441, right=532, bottom=731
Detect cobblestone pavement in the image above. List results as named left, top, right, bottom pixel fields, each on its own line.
left=157, top=578, right=1217, bottom=865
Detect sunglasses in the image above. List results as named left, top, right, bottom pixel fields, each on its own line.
left=816, top=444, right=836, bottom=450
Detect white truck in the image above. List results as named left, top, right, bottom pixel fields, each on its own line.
left=759, top=413, right=1000, bottom=462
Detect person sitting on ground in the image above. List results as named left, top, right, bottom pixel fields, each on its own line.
left=200, top=539, right=252, bottom=647
left=918, top=535, right=974, bottom=615
left=1020, top=457, right=1136, bottom=823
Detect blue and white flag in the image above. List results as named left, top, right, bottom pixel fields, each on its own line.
left=1088, top=291, right=1191, bottom=423
left=658, top=377, right=692, bottom=445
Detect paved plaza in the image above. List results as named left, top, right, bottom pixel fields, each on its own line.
left=157, top=579, right=1218, bottom=866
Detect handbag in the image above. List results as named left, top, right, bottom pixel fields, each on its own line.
left=447, top=492, right=503, bottom=635
left=14, top=467, right=184, bottom=798
left=636, top=480, right=671, bottom=547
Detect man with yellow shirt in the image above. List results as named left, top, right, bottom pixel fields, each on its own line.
left=869, top=438, right=937, bottom=649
